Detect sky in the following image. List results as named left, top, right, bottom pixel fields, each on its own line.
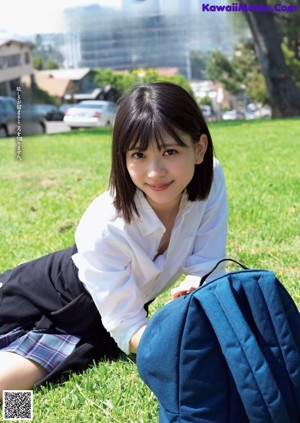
left=0, top=0, right=121, bottom=37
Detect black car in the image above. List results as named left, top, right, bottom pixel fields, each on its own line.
left=0, top=97, right=18, bottom=137
left=0, top=96, right=46, bottom=137
left=32, top=104, right=64, bottom=121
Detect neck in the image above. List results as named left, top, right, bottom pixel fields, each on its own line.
left=150, top=196, right=182, bottom=227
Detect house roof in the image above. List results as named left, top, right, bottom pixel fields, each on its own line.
left=22, top=71, right=74, bottom=98
left=113, top=67, right=180, bottom=77
left=64, top=87, right=107, bottom=101
left=156, top=67, right=179, bottom=76
left=0, top=39, right=34, bottom=50
left=37, top=68, right=92, bottom=81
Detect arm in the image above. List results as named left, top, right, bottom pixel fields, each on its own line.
left=74, top=235, right=149, bottom=354
left=181, top=160, right=228, bottom=282
left=73, top=194, right=149, bottom=354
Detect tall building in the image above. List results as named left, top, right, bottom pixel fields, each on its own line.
left=122, top=0, right=199, bottom=15
left=122, top=0, right=161, bottom=15
left=64, top=4, right=191, bottom=75
left=62, top=2, right=250, bottom=77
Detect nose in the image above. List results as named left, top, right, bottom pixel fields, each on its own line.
left=146, top=157, right=167, bottom=179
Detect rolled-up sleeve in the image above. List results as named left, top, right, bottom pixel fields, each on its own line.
left=182, top=162, right=228, bottom=281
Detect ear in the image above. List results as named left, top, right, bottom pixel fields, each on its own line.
left=195, top=134, right=208, bottom=165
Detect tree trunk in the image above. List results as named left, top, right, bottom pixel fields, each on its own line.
left=241, top=0, right=300, bottom=117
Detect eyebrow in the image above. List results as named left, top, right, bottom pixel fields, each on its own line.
left=127, top=143, right=184, bottom=152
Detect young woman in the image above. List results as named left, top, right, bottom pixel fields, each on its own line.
left=0, top=82, right=227, bottom=398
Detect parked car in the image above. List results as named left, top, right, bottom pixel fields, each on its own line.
left=222, top=110, right=245, bottom=121
left=63, top=100, right=117, bottom=129
left=0, top=96, right=17, bottom=137
left=200, top=105, right=212, bottom=121
left=23, top=105, right=47, bottom=134
left=32, top=104, right=64, bottom=121
left=59, top=103, right=74, bottom=115
left=0, top=96, right=46, bottom=138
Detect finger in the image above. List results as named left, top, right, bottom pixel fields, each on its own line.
left=170, top=287, right=186, bottom=299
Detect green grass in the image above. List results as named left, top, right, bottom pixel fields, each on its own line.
left=0, top=119, right=299, bottom=422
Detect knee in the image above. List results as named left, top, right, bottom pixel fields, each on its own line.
left=0, top=352, right=47, bottom=393
left=0, top=363, right=22, bottom=396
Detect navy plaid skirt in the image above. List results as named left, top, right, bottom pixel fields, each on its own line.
left=0, top=326, right=81, bottom=373
left=0, top=246, right=122, bottom=385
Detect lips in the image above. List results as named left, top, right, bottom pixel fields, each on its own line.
left=147, top=182, right=173, bottom=192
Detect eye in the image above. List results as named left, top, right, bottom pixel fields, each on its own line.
left=163, top=149, right=178, bottom=156
left=132, top=151, right=145, bottom=159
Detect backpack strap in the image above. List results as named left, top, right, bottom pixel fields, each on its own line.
left=200, top=258, right=248, bottom=285
left=198, top=275, right=291, bottom=423
left=247, top=273, right=300, bottom=418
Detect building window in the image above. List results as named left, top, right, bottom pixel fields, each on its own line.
left=24, top=51, right=31, bottom=64
left=0, top=54, right=22, bottom=69
left=10, top=78, right=21, bottom=92
left=0, top=82, right=7, bottom=96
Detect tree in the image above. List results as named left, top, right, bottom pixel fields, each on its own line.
left=240, top=0, right=300, bottom=117
left=233, top=41, right=268, bottom=105
left=32, top=56, right=43, bottom=70
left=207, top=51, right=241, bottom=95
left=45, top=59, right=60, bottom=70
left=24, top=84, right=58, bottom=105
left=282, top=44, right=300, bottom=91
left=190, top=51, right=210, bottom=80
left=93, top=68, right=134, bottom=101
left=270, top=0, right=300, bottom=59
left=32, top=34, right=64, bottom=70
left=93, top=68, right=193, bottom=101
left=206, top=42, right=268, bottom=105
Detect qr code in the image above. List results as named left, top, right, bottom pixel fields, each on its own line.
left=2, top=390, right=33, bottom=421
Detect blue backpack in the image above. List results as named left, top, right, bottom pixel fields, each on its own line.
left=137, top=259, right=300, bottom=423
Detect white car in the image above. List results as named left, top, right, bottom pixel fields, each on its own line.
left=63, top=100, right=117, bottom=129
left=222, top=110, right=245, bottom=121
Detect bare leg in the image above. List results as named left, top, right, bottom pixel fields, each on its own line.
left=0, top=352, right=48, bottom=403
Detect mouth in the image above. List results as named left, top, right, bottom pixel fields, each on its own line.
left=146, top=182, right=173, bottom=192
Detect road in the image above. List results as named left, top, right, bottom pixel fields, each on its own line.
left=46, top=121, right=71, bottom=134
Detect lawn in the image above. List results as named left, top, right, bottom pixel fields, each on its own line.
left=0, top=118, right=299, bottom=422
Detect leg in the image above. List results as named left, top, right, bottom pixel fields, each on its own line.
left=0, top=352, right=48, bottom=403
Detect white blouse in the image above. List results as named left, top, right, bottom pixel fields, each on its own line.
left=72, top=159, right=228, bottom=353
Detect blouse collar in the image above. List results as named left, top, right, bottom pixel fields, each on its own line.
left=133, top=189, right=193, bottom=236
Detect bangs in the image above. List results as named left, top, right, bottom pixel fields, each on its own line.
left=110, top=82, right=214, bottom=224
left=122, top=116, right=188, bottom=153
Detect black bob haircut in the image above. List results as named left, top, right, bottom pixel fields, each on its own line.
left=109, top=81, right=214, bottom=224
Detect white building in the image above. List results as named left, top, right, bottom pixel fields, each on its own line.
left=121, top=0, right=161, bottom=15
left=0, top=40, right=34, bottom=96
left=121, top=0, right=199, bottom=15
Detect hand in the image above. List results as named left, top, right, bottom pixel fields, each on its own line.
left=170, top=275, right=201, bottom=300
left=129, top=324, right=147, bottom=354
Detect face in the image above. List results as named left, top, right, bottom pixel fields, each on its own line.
left=126, top=132, right=208, bottom=215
